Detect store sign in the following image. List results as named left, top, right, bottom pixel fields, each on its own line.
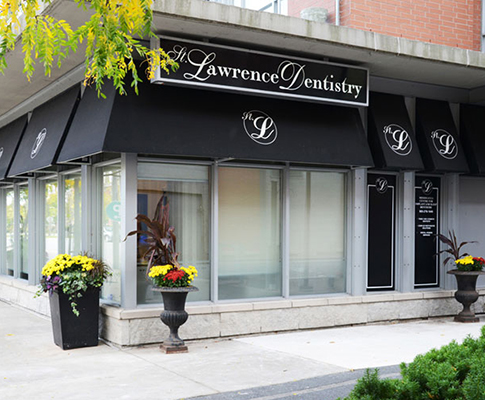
left=242, top=110, right=278, bottom=145
left=384, top=124, right=412, bottom=156
left=431, top=129, right=458, bottom=160
left=154, top=37, right=369, bottom=106
left=31, top=128, right=47, bottom=159
left=414, top=176, right=440, bottom=287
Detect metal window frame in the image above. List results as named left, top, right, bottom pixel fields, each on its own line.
left=0, top=187, right=6, bottom=276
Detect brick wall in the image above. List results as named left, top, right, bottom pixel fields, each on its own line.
left=288, top=0, right=482, bottom=51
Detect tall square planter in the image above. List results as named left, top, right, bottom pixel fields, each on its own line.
left=49, top=287, right=100, bottom=350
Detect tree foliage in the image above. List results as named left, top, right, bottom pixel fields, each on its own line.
left=0, top=0, right=177, bottom=96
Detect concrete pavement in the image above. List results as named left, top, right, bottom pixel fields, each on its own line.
left=1, top=299, right=485, bottom=400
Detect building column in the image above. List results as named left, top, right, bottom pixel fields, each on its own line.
left=350, top=168, right=367, bottom=296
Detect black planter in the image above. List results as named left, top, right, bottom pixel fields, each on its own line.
left=448, top=270, right=485, bottom=323
left=49, top=286, right=100, bottom=350
left=153, top=286, right=198, bottom=353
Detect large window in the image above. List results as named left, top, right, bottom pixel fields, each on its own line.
left=218, top=167, right=282, bottom=300
left=101, top=165, right=122, bottom=304
left=289, top=171, right=347, bottom=295
left=44, top=179, right=58, bottom=263
left=64, top=173, right=82, bottom=256
left=5, top=189, right=14, bottom=276
left=137, top=163, right=211, bottom=304
left=19, top=185, right=28, bottom=280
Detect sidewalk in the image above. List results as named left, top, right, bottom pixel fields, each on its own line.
left=1, top=299, right=484, bottom=400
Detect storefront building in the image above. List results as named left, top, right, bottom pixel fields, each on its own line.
left=1, top=0, right=485, bottom=346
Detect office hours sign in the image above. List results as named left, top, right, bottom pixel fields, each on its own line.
left=415, top=176, right=440, bottom=287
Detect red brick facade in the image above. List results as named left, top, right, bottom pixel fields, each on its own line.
left=287, top=0, right=482, bottom=51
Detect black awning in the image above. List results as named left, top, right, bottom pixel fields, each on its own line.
left=0, top=116, right=28, bottom=180
left=415, top=98, right=469, bottom=173
left=8, top=86, right=80, bottom=177
left=58, top=84, right=374, bottom=168
left=367, top=92, right=423, bottom=171
left=460, top=104, right=485, bottom=175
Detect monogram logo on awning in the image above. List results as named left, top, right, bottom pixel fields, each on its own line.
left=422, top=179, right=433, bottom=195
left=375, top=177, right=388, bottom=194
left=242, top=110, right=278, bottom=146
left=431, top=129, right=457, bottom=160
left=0, top=147, right=3, bottom=160
left=383, top=124, right=412, bottom=156
left=31, top=128, right=47, bottom=159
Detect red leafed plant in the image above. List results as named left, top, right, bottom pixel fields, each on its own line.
left=435, top=230, right=477, bottom=267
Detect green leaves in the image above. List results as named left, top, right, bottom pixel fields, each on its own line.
left=0, top=0, right=177, bottom=96
left=342, top=328, right=485, bottom=399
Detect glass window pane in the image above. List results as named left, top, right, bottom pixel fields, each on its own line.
left=218, top=167, right=282, bottom=300
left=6, top=190, right=14, bottom=276
left=64, top=174, right=82, bottom=255
left=45, top=180, right=58, bottom=263
left=137, top=163, right=210, bottom=304
left=101, top=165, right=122, bottom=304
left=289, top=171, right=347, bottom=295
left=19, top=186, right=28, bottom=279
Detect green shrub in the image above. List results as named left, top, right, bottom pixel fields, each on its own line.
left=340, top=326, right=485, bottom=400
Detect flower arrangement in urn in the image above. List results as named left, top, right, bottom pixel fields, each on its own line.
left=436, top=230, right=485, bottom=323
left=36, top=254, right=111, bottom=316
left=126, top=193, right=198, bottom=353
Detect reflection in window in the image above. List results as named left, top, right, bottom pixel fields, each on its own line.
left=19, top=186, right=28, bottom=280
left=137, top=163, right=210, bottom=304
left=64, top=174, right=82, bottom=256
left=5, top=189, right=14, bottom=276
left=289, top=171, right=346, bottom=295
left=101, top=165, right=121, bottom=304
left=45, top=180, right=58, bottom=263
left=218, top=167, right=282, bottom=300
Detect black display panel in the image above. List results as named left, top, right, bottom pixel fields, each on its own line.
left=414, top=175, right=440, bottom=287
left=367, top=174, right=396, bottom=290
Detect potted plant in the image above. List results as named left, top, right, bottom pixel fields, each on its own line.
left=126, top=193, right=198, bottom=353
left=36, top=254, right=111, bottom=349
left=436, top=231, right=484, bottom=322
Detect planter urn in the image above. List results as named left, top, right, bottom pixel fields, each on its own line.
left=49, top=286, right=100, bottom=350
left=153, top=286, right=198, bottom=353
left=447, top=270, right=485, bottom=323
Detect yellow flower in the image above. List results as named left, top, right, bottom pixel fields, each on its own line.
left=456, top=256, right=474, bottom=265
left=148, top=264, right=173, bottom=278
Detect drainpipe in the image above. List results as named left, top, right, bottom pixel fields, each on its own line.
left=335, top=0, right=340, bottom=25
left=482, top=0, right=485, bottom=51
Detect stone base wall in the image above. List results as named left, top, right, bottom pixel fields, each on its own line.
left=2, top=276, right=484, bottom=347
left=99, top=291, right=485, bottom=347
left=0, top=276, right=50, bottom=316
